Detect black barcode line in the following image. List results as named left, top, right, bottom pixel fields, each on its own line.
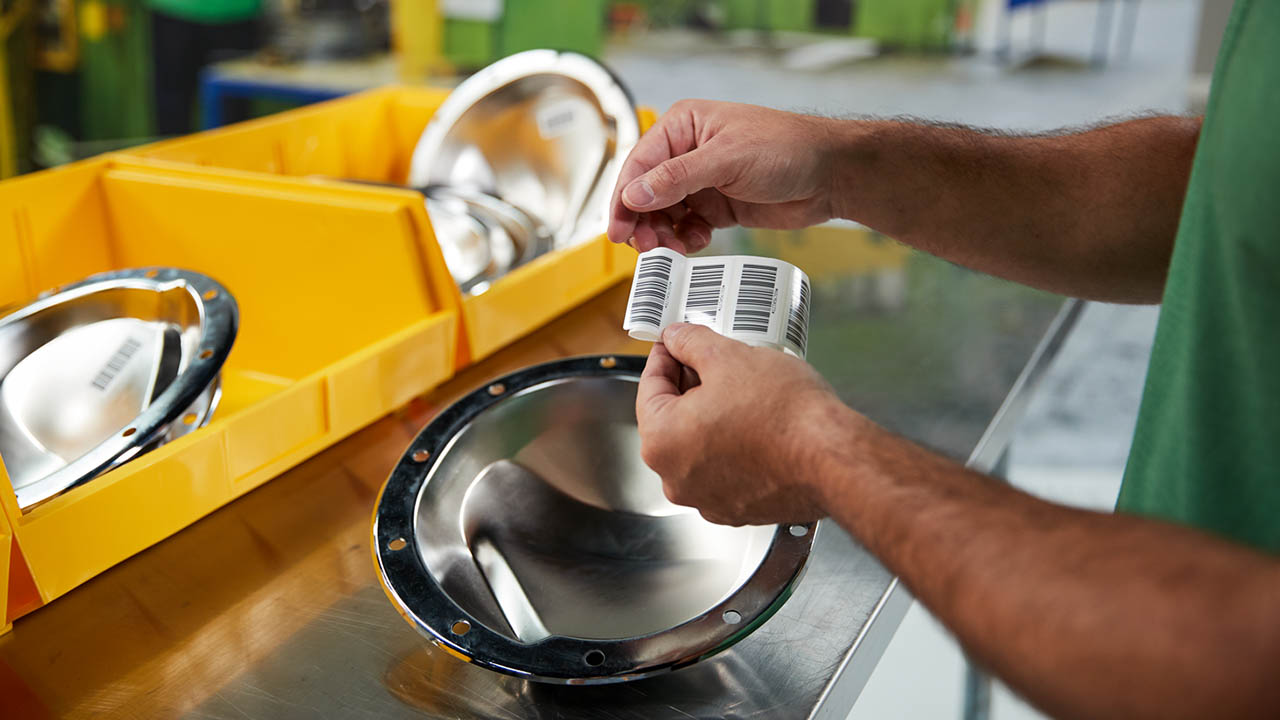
left=627, top=254, right=675, bottom=327
left=731, top=264, right=779, bottom=334
left=682, top=263, right=726, bottom=326
left=785, top=276, right=811, bottom=355
left=92, top=337, right=144, bottom=390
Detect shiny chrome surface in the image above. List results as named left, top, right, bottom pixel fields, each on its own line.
left=422, top=185, right=552, bottom=294
left=0, top=230, right=1071, bottom=719
left=409, top=50, right=641, bottom=252
left=376, top=357, right=814, bottom=683
left=0, top=268, right=237, bottom=509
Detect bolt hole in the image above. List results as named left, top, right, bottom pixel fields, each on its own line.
left=144, top=269, right=158, bottom=278
left=722, top=610, right=742, bottom=625
left=199, top=349, right=213, bottom=359
left=599, top=356, right=617, bottom=369
left=182, top=413, right=198, bottom=425
left=202, top=289, right=219, bottom=300
left=388, top=538, right=407, bottom=551
left=122, top=427, right=137, bottom=438
left=412, top=449, right=430, bottom=463
left=451, top=620, right=471, bottom=636
left=789, top=525, right=809, bottom=537
left=487, top=383, right=505, bottom=396
left=583, top=650, right=605, bottom=667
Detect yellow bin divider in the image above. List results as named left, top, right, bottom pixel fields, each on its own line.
left=124, top=85, right=655, bottom=363
left=0, top=156, right=460, bottom=629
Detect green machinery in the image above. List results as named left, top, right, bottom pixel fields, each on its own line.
left=443, top=0, right=607, bottom=69
left=664, top=0, right=958, bottom=50
left=2, top=0, right=34, bottom=177
left=36, top=0, right=153, bottom=146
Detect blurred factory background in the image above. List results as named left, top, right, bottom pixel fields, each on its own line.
left=0, top=1, right=1234, bottom=719
left=1, top=0, right=1225, bottom=176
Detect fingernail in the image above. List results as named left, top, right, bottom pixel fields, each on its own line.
left=624, top=180, right=655, bottom=207
left=662, top=322, right=688, bottom=342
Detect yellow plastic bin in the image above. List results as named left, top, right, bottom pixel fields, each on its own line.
left=0, top=156, right=459, bottom=630
left=125, top=86, right=655, bottom=363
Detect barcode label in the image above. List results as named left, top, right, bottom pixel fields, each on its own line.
left=537, top=101, right=579, bottom=138
left=626, top=253, right=675, bottom=327
left=92, top=337, right=143, bottom=390
left=785, top=277, right=811, bottom=356
left=682, top=263, right=726, bottom=326
left=623, top=248, right=812, bottom=359
left=732, top=264, right=779, bottom=334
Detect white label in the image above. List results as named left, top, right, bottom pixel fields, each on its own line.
left=682, top=262, right=726, bottom=328
left=622, top=252, right=676, bottom=337
left=442, top=0, right=503, bottom=22
left=785, top=274, right=812, bottom=356
left=731, top=262, right=779, bottom=336
left=622, top=248, right=812, bottom=359
left=536, top=101, right=580, bottom=138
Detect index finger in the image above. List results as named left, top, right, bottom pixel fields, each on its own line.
left=608, top=108, right=700, bottom=246
left=636, top=342, right=682, bottom=426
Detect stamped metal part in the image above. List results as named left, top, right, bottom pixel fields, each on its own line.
left=421, top=185, right=552, bottom=294
left=0, top=268, right=237, bottom=509
left=374, top=355, right=815, bottom=684
left=409, top=50, right=642, bottom=254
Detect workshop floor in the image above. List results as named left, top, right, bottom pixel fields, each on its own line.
left=606, top=1, right=1195, bottom=718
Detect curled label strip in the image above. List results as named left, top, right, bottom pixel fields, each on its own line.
left=623, top=248, right=811, bottom=359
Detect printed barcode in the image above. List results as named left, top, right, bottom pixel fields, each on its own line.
left=92, top=337, right=143, bottom=390
left=682, top=263, right=726, bottom=326
left=732, top=263, right=779, bottom=334
left=627, top=254, right=675, bottom=327
left=785, top=277, right=811, bottom=355
left=537, top=105, right=577, bottom=137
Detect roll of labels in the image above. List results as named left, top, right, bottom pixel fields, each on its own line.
left=623, top=248, right=812, bottom=359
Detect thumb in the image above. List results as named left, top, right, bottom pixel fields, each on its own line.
left=661, top=323, right=737, bottom=371
left=622, top=145, right=737, bottom=212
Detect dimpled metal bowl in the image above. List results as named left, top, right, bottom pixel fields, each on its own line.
left=0, top=268, right=237, bottom=509
left=374, top=356, right=815, bottom=684
left=408, top=50, right=641, bottom=253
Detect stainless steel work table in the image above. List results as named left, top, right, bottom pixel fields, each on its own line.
left=0, top=226, right=1075, bottom=719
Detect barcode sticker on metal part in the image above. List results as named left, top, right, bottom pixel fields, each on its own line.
left=623, top=248, right=812, bottom=359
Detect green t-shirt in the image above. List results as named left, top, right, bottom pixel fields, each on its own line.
left=1117, top=0, right=1279, bottom=553
left=148, top=0, right=261, bottom=24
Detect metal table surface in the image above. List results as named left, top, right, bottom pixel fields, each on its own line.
left=0, top=226, right=1072, bottom=719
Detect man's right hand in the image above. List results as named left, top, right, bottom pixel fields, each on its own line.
left=609, top=100, right=1197, bottom=302
left=608, top=100, right=840, bottom=254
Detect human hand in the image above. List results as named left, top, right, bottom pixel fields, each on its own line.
left=636, top=322, right=852, bottom=526
left=608, top=100, right=839, bottom=255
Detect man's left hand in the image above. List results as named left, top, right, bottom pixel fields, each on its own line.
left=637, top=323, right=854, bottom=526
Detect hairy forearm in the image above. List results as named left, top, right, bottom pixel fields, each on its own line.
left=821, top=116, right=1201, bottom=303
left=807, top=403, right=1280, bottom=720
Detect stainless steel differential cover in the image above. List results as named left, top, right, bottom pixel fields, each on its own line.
left=0, top=268, right=237, bottom=509
left=374, top=356, right=815, bottom=684
left=408, top=50, right=642, bottom=256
